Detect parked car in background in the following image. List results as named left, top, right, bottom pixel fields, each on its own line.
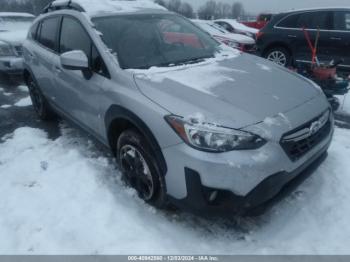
left=214, top=19, right=259, bottom=39
left=256, top=8, right=350, bottom=68
left=0, top=12, right=35, bottom=76
left=242, top=13, right=273, bottom=30
left=192, top=19, right=256, bottom=53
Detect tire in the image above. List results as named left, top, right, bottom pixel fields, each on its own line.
left=117, top=129, right=167, bottom=208
left=264, top=47, right=292, bottom=67
left=26, top=74, right=56, bottom=121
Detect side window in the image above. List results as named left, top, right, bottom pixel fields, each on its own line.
left=297, top=11, right=331, bottom=30
left=277, top=14, right=301, bottom=28
left=333, top=11, right=350, bottom=31
left=60, top=17, right=109, bottom=77
left=38, top=17, right=60, bottom=51
left=218, top=22, right=231, bottom=31
left=60, top=17, right=91, bottom=56
left=29, top=23, right=38, bottom=40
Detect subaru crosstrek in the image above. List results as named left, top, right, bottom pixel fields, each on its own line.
left=23, top=0, right=334, bottom=216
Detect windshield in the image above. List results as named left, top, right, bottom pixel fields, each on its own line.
left=93, top=14, right=220, bottom=69
left=0, top=16, right=34, bottom=32
left=197, top=22, right=227, bottom=35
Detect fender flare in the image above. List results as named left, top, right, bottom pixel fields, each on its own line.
left=105, top=105, right=167, bottom=175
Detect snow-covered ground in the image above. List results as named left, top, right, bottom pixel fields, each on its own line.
left=1, top=85, right=350, bottom=255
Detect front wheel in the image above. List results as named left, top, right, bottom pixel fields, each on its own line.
left=265, top=47, right=291, bottom=67
left=117, top=129, right=167, bottom=208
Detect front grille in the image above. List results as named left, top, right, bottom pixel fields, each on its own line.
left=14, top=45, right=23, bottom=57
left=280, top=111, right=331, bottom=161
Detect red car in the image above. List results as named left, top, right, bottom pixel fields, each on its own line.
left=242, top=13, right=273, bottom=30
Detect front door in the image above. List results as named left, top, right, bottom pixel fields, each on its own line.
left=53, top=16, right=109, bottom=138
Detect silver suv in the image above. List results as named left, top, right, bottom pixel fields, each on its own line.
left=23, top=0, right=334, bottom=215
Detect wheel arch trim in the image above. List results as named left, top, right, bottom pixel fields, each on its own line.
left=104, top=105, right=167, bottom=175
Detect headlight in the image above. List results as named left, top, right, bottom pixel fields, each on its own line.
left=221, top=39, right=240, bottom=49
left=165, top=115, right=266, bottom=152
left=0, top=44, right=14, bottom=57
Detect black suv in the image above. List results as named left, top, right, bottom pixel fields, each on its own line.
left=257, top=8, right=350, bottom=69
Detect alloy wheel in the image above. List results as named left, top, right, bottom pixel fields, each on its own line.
left=267, top=51, right=287, bottom=66
left=120, top=145, right=155, bottom=201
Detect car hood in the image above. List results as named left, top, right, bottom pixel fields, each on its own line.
left=0, top=29, right=28, bottom=45
left=227, top=33, right=255, bottom=44
left=133, top=54, right=321, bottom=129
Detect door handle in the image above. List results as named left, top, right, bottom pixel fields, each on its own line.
left=330, top=37, right=342, bottom=41
left=288, top=34, right=297, bottom=38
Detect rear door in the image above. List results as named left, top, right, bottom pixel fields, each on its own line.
left=53, top=16, right=110, bottom=137
left=33, top=16, right=61, bottom=99
left=330, top=10, right=350, bottom=68
left=293, top=11, right=332, bottom=64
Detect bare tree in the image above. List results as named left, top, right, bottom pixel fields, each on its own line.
left=222, top=3, right=233, bottom=18
left=167, top=0, right=182, bottom=13
left=178, top=2, right=195, bottom=19
left=231, top=2, right=244, bottom=20
left=198, top=0, right=217, bottom=20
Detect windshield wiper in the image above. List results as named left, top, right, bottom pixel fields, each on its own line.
left=158, top=55, right=214, bottom=68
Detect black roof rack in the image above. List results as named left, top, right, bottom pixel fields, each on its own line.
left=42, top=0, right=85, bottom=14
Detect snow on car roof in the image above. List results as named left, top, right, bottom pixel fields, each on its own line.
left=52, top=0, right=167, bottom=16
left=0, top=12, right=35, bottom=18
left=283, top=6, right=350, bottom=13
left=215, top=19, right=258, bottom=34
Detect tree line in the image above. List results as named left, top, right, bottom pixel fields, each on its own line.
left=155, top=0, right=245, bottom=20
left=0, top=0, right=245, bottom=20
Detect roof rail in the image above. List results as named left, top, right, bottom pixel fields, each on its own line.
left=42, top=0, right=85, bottom=14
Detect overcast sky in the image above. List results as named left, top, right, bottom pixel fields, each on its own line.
left=184, top=0, right=350, bottom=14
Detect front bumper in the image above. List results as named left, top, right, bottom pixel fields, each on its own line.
left=0, top=57, right=24, bottom=74
left=169, top=142, right=329, bottom=216
left=163, top=104, right=334, bottom=215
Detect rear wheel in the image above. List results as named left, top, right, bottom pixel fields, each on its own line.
left=27, top=75, right=56, bottom=121
left=265, top=47, right=291, bottom=67
left=117, top=129, right=167, bottom=208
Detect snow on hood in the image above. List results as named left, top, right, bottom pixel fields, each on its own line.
left=53, top=0, right=166, bottom=16
left=132, top=53, right=321, bottom=128
left=0, top=29, right=28, bottom=44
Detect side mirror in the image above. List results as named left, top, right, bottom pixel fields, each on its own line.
left=60, top=50, right=89, bottom=70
